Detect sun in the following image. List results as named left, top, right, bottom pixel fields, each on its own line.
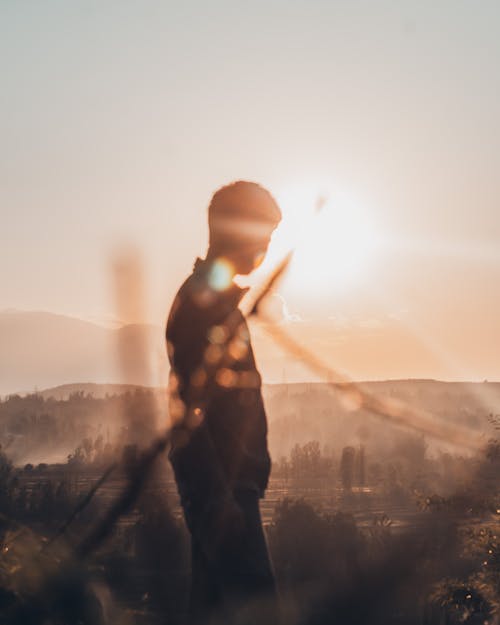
left=241, top=182, right=380, bottom=301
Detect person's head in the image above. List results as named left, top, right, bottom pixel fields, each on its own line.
left=207, top=181, right=281, bottom=275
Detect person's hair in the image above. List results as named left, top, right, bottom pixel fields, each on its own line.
left=208, top=181, right=281, bottom=251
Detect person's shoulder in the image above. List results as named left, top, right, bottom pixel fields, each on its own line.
left=166, top=259, right=248, bottom=342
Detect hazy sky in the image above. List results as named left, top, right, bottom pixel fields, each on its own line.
left=2, top=1, right=500, bottom=381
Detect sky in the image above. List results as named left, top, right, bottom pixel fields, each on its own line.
left=2, top=0, right=500, bottom=382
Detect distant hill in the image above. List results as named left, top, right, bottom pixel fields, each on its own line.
left=9, top=380, right=500, bottom=419
left=0, top=310, right=167, bottom=395
left=263, top=379, right=500, bottom=458
left=29, top=378, right=500, bottom=427
left=37, top=382, right=159, bottom=400
left=264, top=378, right=500, bottom=422
left=2, top=378, right=499, bottom=464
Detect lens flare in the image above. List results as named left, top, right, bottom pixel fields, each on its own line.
left=208, top=257, right=234, bottom=291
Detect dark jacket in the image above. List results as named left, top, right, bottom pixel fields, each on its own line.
left=166, top=259, right=271, bottom=517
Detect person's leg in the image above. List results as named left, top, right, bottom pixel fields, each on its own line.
left=189, top=537, right=222, bottom=625
left=216, top=490, right=278, bottom=624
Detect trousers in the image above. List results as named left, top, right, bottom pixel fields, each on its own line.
left=188, top=490, right=277, bottom=625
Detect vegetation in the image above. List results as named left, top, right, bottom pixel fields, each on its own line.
left=0, top=391, right=498, bottom=623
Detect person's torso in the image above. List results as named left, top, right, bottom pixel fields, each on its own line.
left=166, top=261, right=271, bottom=494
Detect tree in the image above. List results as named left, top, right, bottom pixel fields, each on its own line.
left=340, top=446, right=355, bottom=492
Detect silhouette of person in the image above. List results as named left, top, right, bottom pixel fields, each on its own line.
left=166, top=181, right=281, bottom=624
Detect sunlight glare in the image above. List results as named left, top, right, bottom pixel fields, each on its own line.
left=243, top=183, right=380, bottom=299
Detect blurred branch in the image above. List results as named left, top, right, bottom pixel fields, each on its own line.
left=244, top=251, right=293, bottom=317
left=255, top=310, right=483, bottom=452
left=75, top=436, right=169, bottom=559
left=44, top=462, right=117, bottom=551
